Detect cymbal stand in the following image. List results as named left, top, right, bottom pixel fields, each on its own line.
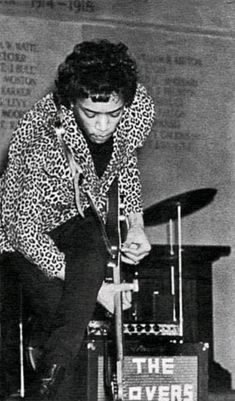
left=19, top=284, right=25, bottom=398
left=168, top=203, right=183, bottom=336
left=169, top=218, right=176, bottom=322
left=177, top=203, right=183, bottom=337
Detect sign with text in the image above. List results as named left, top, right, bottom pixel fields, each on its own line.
left=83, top=23, right=235, bottom=249
left=0, top=14, right=83, bottom=169
left=123, top=356, right=198, bottom=401
left=0, top=0, right=234, bottom=32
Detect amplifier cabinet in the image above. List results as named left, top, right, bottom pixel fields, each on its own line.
left=74, top=335, right=113, bottom=401
left=75, top=339, right=208, bottom=401
left=122, top=341, right=208, bottom=401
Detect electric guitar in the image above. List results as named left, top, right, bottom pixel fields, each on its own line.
left=105, top=180, right=125, bottom=401
left=88, top=180, right=138, bottom=401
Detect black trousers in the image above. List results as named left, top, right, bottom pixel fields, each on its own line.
left=4, top=210, right=107, bottom=369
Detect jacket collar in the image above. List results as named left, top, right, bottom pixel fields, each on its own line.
left=58, top=104, right=130, bottom=192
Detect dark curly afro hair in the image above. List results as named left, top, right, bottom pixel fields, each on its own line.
left=54, top=39, right=138, bottom=109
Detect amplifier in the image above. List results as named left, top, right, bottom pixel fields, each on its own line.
left=75, top=339, right=208, bottom=401
left=121, top=341, right=208, bottom=401
left=74, top=335, right=113, bottom=401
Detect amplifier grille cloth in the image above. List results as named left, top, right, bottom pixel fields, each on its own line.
left=97, top=355, right=198, bottom=401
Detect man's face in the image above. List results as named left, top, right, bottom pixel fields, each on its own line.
left=74, top=93, right=125, bottom=144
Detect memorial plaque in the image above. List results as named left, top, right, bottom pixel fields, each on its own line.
left=0, top=15, right=83, bottom=169
left=0, top=0, right=234, bottom=32
left=83, top=23, right=235, bottom=246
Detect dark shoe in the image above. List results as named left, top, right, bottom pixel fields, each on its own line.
left=39, top=364, right=65, bottom=399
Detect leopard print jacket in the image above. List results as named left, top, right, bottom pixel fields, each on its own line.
left=0, top=83, right=155, bottom=278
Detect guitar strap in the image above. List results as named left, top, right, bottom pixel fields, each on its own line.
left=105, top=178, right=120, bottom=279
left=105, top=178, right=119, bottom=243
left=86, top=178, right=122, bottom=279
left=86, top=189, right=113, bottom=258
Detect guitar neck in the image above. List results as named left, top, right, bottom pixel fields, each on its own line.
left=112, top=245, right=124, bottom=363
left=106, top=180, right=125, bottom=400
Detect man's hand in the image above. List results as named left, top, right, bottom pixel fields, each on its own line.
left=121, top=224, right=151, bottom=265
left=55, top=267, right=65, bottom=281
left=97, top=282, right=134, bottom=314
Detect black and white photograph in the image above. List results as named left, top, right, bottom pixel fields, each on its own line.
left=0, top=1, right=234, bottom=400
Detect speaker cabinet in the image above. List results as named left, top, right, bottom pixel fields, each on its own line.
left=122, top=341, right=208, bottom=401
left=74, top=335, right=112, bottom=401
left=76, top=338, right=208, bottom=401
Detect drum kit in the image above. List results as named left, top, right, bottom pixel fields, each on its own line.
left=122, top=187, right=217, bottom=337
left=142, top=188, right=216, bottom=334
left=22, top=187, right=217, bottom=400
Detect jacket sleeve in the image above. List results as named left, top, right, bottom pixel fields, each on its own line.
left=0, top=172, right=15, bottom=253
left=2, top=154, right=66, bottom=279
left=118, top=152, right=143, bottom=216
left=118, top=84, right=155, bottom=216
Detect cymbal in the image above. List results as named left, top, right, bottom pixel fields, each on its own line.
left=143, top=188, right=217, bottom=226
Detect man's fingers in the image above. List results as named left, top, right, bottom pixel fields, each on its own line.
left=122, top=250, right=149, bottom=260
left=121, top=243, right=151, bottom=258
left=101, top=282, right=136, bottom=292
left=115, top=283, right=135, bottom=292
left=121, top=245, right=140, bottom=255
left=123, top=290, right=132, bottom=303
left=121, top=251, right=149, bottom=266
left=122, top=242, right=139, bottom=250
left=121, top=254, right=138, bottom=265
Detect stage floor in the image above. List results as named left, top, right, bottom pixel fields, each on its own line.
left=209, top=391, right=235, bottom=401
left=3, top=391, right=235, bottom=401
